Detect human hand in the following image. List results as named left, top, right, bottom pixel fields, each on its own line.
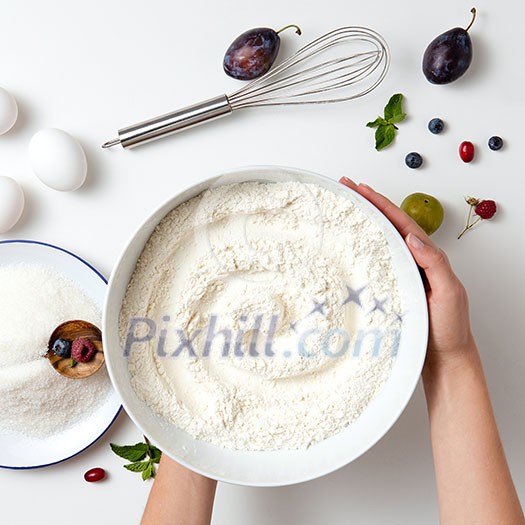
left=141, top=454, right=217, bottom=525
left=339, top=177, right=476, bottom=373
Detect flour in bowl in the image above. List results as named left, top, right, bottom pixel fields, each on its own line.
left=120, top=181, right=402, bottom=450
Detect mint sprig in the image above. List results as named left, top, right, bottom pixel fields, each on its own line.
left=366, top=93, right=406, bottom=150
left=110, top=437, right=162, bottom=481
left=110, top=443, right=149, bottom=462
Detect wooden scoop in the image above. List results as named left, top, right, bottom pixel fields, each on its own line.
left=47, top=320, right=104, bottom=379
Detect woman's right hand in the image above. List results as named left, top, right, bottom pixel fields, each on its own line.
left=339, top=177, right=476, bottom=373
left=340, top=177, right=525, bottom=525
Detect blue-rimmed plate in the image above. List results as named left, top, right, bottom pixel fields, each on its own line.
left=0, top=240, right=121, bottom=469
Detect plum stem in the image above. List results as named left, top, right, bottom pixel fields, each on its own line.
left=465, top=7, right=477, bottom=32
left=276, top=24, right=302, bottom=36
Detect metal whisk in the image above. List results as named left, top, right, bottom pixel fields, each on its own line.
left=102, top=27, right=390, bottom=149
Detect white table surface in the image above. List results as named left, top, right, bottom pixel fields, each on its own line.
left=1, top=0, right=523, bottom=523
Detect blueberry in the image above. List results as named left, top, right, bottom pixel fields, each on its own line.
left=52, top=338, right=71, bottom=358
left=428, top=118, right=445, bottom=134
left=488, top=136, right=503, bottom=151
left=405, top=152, right=423, bottom=169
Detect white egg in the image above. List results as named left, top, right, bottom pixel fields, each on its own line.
left=29, top=128, right=88, bottom=192
left=0, top=176, right=25, bottom=233
left=0, top=87, right=18, bottom=135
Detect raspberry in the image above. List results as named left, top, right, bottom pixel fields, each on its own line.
left=458, top=197, right=498, bottom=239
left=474, top=200, right=497, bottom=219
left=71, top=338, right=97, bottom=363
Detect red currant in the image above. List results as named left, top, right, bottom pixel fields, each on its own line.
left=84, top=467, right=106, bottom=482
left=459, top=141, right=475, bottom=163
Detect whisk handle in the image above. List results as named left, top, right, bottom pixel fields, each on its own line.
left=110, top=95, right=232, bottom=149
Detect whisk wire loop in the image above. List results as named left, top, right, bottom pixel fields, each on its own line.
left=228, top=26, right=390, bottom=109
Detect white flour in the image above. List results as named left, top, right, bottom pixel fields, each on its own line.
left=0, top=263, right=112, bottom=438
left=121, top=181, right=401, bottom=450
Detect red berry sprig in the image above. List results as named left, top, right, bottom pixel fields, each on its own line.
left=458, top=197, right=497, bottom=239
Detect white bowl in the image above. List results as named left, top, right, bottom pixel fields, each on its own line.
left=103, top=166, right=428, bottom=486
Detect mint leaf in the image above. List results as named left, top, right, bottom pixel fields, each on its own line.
left=384, top=93, right=404, bottom=121
left=124, top=461, right=150, bottom=472
left=110, top=442, right=149, bottom=462
left=142, top=462, right=154, bottom=481
left=366, top=117, right=387, bottom=128
left=388, top=112, right=406, bottom=124
left=70, top=358, right=77, bottom=368
left=111, top=438, right=162, bottom=481
left=367, top=93, right=406, bottom=151
left=375, top=124, right=396, bottom=151
left=110, top=436, right=162, bottom=481
left=148, top=445, right=162, bottom=464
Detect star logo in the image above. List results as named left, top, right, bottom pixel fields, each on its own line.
left=342, top=285, right=367, bottom=308
left=369, top=297, right=387, bottom=316
left=308, top=298, right=327, bottom=317
left=395, top=311, right=406, bottom=324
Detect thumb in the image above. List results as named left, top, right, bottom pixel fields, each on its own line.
left=406, top=232, right=455, bottom=290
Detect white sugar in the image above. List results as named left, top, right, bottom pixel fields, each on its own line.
left=0, top=263, right=112, bottom=438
